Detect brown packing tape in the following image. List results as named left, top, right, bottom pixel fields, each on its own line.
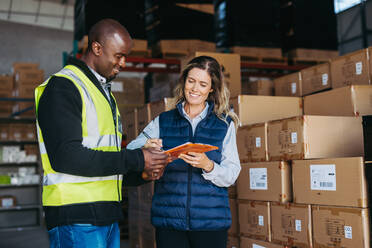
left=314, top=241, right=342, bottom=248
left=313, top=205, right=364, bottom=217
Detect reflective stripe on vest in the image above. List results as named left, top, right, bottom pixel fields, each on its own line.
left=35, top=65, right=122, bottom=206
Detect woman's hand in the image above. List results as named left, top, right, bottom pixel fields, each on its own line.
left=143, top=138, right=163, bottom=151
left=178, top=152, right=214, bottom=172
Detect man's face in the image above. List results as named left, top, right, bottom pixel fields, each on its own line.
left=95, top=33, right=132, bottom=81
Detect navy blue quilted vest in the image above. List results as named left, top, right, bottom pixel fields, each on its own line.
left=151, top=102, right=232, bottom=230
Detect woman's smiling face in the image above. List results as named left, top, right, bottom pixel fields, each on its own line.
left=184, top=68, right=213, bottom=107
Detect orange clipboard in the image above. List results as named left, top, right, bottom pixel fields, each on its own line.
left=164, top=142, right=218, bottom=158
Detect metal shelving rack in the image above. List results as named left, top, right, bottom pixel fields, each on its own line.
left=0, top=117, right=43, bottom=232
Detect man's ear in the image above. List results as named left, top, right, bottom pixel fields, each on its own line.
left=92, top=41, right=102, bottom=56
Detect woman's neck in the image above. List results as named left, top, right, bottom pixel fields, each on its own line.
left=184, top=102, right=206, bottom=119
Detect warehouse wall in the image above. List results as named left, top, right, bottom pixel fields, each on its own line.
left=0, top=20, right=73, bottom=78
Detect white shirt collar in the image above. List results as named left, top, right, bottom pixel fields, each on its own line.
left=182, top=101, right=209, bottom=121
left=87, top=66, right=107, bottom=84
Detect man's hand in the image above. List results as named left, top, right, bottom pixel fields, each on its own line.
left=142, top=147, right=169, bottom=180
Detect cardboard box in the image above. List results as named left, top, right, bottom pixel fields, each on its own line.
left=271, top=203, right=312, bottom=248
left=267, top=115, right=364, bottom=161
left=274, top=72, right=302, bottom=97
left=237, top=161, right=292, bottom=203
left=330, top=48, right=370, bottom=88
left=288, top=48, right=338, bottom=61
left=227, top=235, right=239, bottom=248
left=238, top=200, right=271, bottom=242
left=304, top=85, right=372, bottom=116
left=14, top=69, right=44, bottom=85
left=0, top=75, right=13, bottom=90
left=0, top=124, right=10, bottom=141
left=12, top=62, right=39, bottom=73
left=229, top=199, right=239, bottom=236
left=122, top=108, right=138, bottom=144
left=149, top=97, right=175, bottom=120
left=242, top=79, right=274, bottom=96
left=230, top=95, right=303, bottom=126
left=12, top=102, right=35, bottom=117
left=300, top=62, right=331, bottom=96
left=240, top=237, right=283, bottom=248
left=312, top=205, right=370, bottom=248
left=111, top=77, right=145, bottom=105
left=237, top=123, right=268, bottom=162
left=292, top=157, right=368, bottom=208
left=182, top=52, right=241, bottom=98
left=137, top=104, right=151, bottom=135
left=229, top=185, right=237, bottom=199
left=14, top=84, right=35, bottom=98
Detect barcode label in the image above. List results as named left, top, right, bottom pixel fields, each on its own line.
left=291, top=132, right=297, bottom=144
left=344, top=226, right=352, bottom=239
left=356, top=62, right=363, bottom=75
left=310, top=164, right=336, bottom=191
left=295, top=219, right=302, bottom=232
left=111, top=81, right=124, bottom=92
left=322, top=73, right=328, bottom=85
left=258, top=215, right=264, bottom=226
left=291, top=82, right=297, bottom=94
left=253, top=244, right=265, bottom=248
left=249, top=168, right=267, bottom=190
left=255, top=137, right=261, bottom=148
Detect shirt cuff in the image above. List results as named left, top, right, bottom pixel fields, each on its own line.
left=202, top=162, right=221, bottom=181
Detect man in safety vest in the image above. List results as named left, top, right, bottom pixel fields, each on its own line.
left=35, top=19, right=169, bottom=247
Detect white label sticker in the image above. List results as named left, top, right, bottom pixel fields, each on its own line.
left=253, top=244, right=266, bottom=248
left=111, top=81, right=124, bottom=92
left=255, top=137, right=261, bottom=148
left=310, top=164, right=336, bottom=191
left=258, top=215, right=264, bottom=226
left=291, top=82, right=297, bottom=94
left=291, top=132, right=297, bottom=144
left=356, top=62, right=363, bottom=75
left=295, top=219, right=302, bottom=232
left=1, top=198, right=14, bottom=207
left=344, top=226, right=352, bottom=239
left=249, top=168, right=267, bottom=190
left=322, top=73, right=328, bottom=85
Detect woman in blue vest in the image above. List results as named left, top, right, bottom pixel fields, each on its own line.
left=127, top=55, right=241, bottom=248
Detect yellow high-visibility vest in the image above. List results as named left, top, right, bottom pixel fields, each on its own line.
left=35, top=64, right=123, bottom=206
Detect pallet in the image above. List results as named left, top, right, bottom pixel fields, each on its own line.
left=288, top=48, right=338, bottom=65
left=240, top=55, right=288, bottom=65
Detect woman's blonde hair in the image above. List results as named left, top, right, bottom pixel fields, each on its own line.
left=172, top=56, right=239, bottom=127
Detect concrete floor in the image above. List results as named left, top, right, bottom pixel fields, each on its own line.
left=0, top=228, right=130, bottom=248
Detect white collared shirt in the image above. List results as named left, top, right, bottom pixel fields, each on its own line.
left=87, top=66, right=111, bottom=100
left=127, top=102, right=241, bottom=187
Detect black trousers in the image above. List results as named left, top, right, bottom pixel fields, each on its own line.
left=155, top=228, right=228, bottom=248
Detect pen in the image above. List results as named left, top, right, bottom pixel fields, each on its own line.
left=142, top=131, right=164, bottom=152
left=142, top=130, right=152, bottom=139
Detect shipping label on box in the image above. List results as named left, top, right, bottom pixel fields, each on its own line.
left=230, top=95, right=303, bottom=126
left=304, top=85, right=372, bottom=117
left=181, top=52, right=241, bottom=98
left=301, top=62, right=331, bottom=96
left=312, top=205, right=370, bottom=248
left=237, top=123, right=267, bottom=162
left=238, top=201, right=271, bottom=242
left=271, top=203, right=312, bottom=248
left=292, top=157, right=368, bottom=207
left=267, top=115, right=364, bottom=161
left=331, top=48, right=370, bottom=88
left=274, top=72, right=302, bottom=97
left=237, top=162, right=292, bottom=203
